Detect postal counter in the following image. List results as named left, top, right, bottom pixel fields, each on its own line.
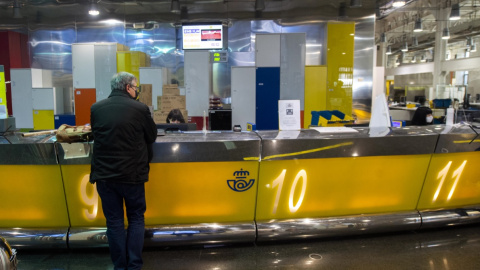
left=1, top=126, right=480, bottom=248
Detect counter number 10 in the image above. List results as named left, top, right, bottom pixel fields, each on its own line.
left=271, top=169, right=307, bottom=214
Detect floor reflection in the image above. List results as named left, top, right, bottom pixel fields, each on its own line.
left=15, top=224, right=480, bottom=270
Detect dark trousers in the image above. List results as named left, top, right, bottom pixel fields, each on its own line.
left=96, top=181, right=146, bottom=270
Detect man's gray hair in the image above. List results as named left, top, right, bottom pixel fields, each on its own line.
left=111, top=72, right=136, bottom=92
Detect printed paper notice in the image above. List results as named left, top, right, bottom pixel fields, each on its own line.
left=278, top=100, right=300, bottom=130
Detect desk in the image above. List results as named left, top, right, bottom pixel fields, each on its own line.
left=389, top=106, right=445, bottom=121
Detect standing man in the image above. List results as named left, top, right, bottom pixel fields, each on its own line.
left=90, top=72, right=157, bottom=270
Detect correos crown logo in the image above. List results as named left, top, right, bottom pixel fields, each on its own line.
left=227, top=168, right=255, bottom=192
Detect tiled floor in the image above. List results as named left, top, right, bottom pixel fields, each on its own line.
left=15, top=223, right=480, bottom=270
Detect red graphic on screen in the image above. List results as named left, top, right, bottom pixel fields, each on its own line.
left=201, top=29, right=222, bottom=41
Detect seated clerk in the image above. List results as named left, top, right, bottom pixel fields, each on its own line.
left=166, top=109, right=185, bottom=124
left=411, top=97, right=434, bottom=125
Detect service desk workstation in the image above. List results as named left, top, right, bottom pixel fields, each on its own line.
left=1, top=125, right=480, bottom=248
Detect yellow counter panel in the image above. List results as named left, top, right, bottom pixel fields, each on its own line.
left=256, top=155, right=431, bottom=220
left=417, top=152, right=480, bottom=210
left=60, top=161, right=259, bottom=226
left=0, top=165, right=69, bottom=228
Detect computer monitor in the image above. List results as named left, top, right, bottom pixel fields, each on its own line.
left=156, top=123, right=197, bottom=133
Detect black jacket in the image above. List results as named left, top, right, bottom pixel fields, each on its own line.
left=90, top=88, right=157, bottom=184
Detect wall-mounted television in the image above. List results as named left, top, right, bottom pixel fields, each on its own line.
left=182, top=23, right=224, bottom=50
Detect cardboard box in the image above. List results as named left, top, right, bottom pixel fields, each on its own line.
left=153, top=109, right=188, bottom=123
left=162, top=87, right=179, bottom=96
left=138, top=84, right=152, bottom=106
left=158, top=95, right=186, bottom=111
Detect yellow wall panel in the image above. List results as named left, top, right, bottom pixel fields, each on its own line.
left=33, top=110, right=55, bottom=130
left=326, top=22, right=355, bottom=116
left=0, top=67, right=7, bottom=114
left=304, top=66, right=327, bottom=128
left=117, top=51, right=151, bottom=80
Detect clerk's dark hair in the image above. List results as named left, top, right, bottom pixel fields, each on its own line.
left=166, top=109, right=185, bottom=123
left=111, top=72, right=136, bottom=92
left=411, top=106, right=433, bottom=125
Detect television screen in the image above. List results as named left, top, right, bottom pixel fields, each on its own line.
left=182, top=23, right=223, bottom=50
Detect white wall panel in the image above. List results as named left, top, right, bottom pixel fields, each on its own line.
left=94, top=44, right=118, bottom=101
left=185, top=51, right=210, bottom=116
left=72, top=44, right=95, bottom=89
left=11, top=69, right=33, bottom=129
left=231, top=67, right=256, bottom=131
left=280, top=33, right=306, bottom=109
left=256, top=34, right=281, bottom=67
left=139, top=67, right=166, bottom=110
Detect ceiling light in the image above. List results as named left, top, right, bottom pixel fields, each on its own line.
left=442, top=27, right=450, bottom=40
left=420, top=55, right=426, bottom=62
left=13, top=0, right=22, bottom=19
left=392, top=0, right=406, bottom=8
left=386, top=45, right=392, bottom=55
left=380, top=33, right=387, bottom=43
left=411, top=56, right=416, bottom=63
left=171, top=0, right=180, bottom=14
left=338, top=2, right=347, bottom=18
left=88, top=2, right=100, bottom=16
left=412, top=36, right=418, bottom=47
left=471, top=44, right=477, bottom=52
left=350, top=0, right=362, bottom=8
left=449, top=3, right=460, bottom=21
left=466, top=37, right=472, bottom=47
left=255, top=0, right=265, bottom=11
left=413, top=18, right=423, bottom=32
left=401, top=42, right=408, bottom=52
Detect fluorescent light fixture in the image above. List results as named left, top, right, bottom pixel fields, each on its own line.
left=13, top=0, right=22, bottom=18
left=393, top=0, right=406, bottom=8
left=89, top=2, right=100, bottom=16
left=380, top=33, right=387, bottom=43
left=442, top=27, right=450, bottom=40
left=255, top=0, right=265, bottom=11
left=412, top=36, right=418, bottom=47
left=420, top=55, right=426, bottom=62
left=414, top=18, right=423, bottom=32
left=338, top=2, right=347, bottom=17
left=466, top=37, right=472, bottom=47
left=471, top=44, right=477, bottom=52
left=401, top=42, right=408, bottom=52
left=449, top=3, right=460, bottom=21
left=171, top=0, right=180, bottom=14
left=350, top=0, right=362, bottom=8
left=386, top=45, right=392, bottom=55
left=411, top=56, right=416, bottom=63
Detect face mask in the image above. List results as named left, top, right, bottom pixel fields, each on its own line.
left=426, top=116, right=433, bottom=123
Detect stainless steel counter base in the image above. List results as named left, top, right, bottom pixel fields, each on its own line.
left=67, top=222, right=256, bottom=248
left=5, top=207, right=480, bottom=248
left=256, top=212, right=422, bottom=242
left=144, top=222, right=256, bottom=247
left=0, top=228, right=68, bottom=249
left=420, top=205, right=480, bottom=228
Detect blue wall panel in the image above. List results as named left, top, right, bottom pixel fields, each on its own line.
left=256, top=67, right=280, bottom=130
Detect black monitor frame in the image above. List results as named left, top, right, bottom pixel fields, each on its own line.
left=156, top=123, right=197, bottom=133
